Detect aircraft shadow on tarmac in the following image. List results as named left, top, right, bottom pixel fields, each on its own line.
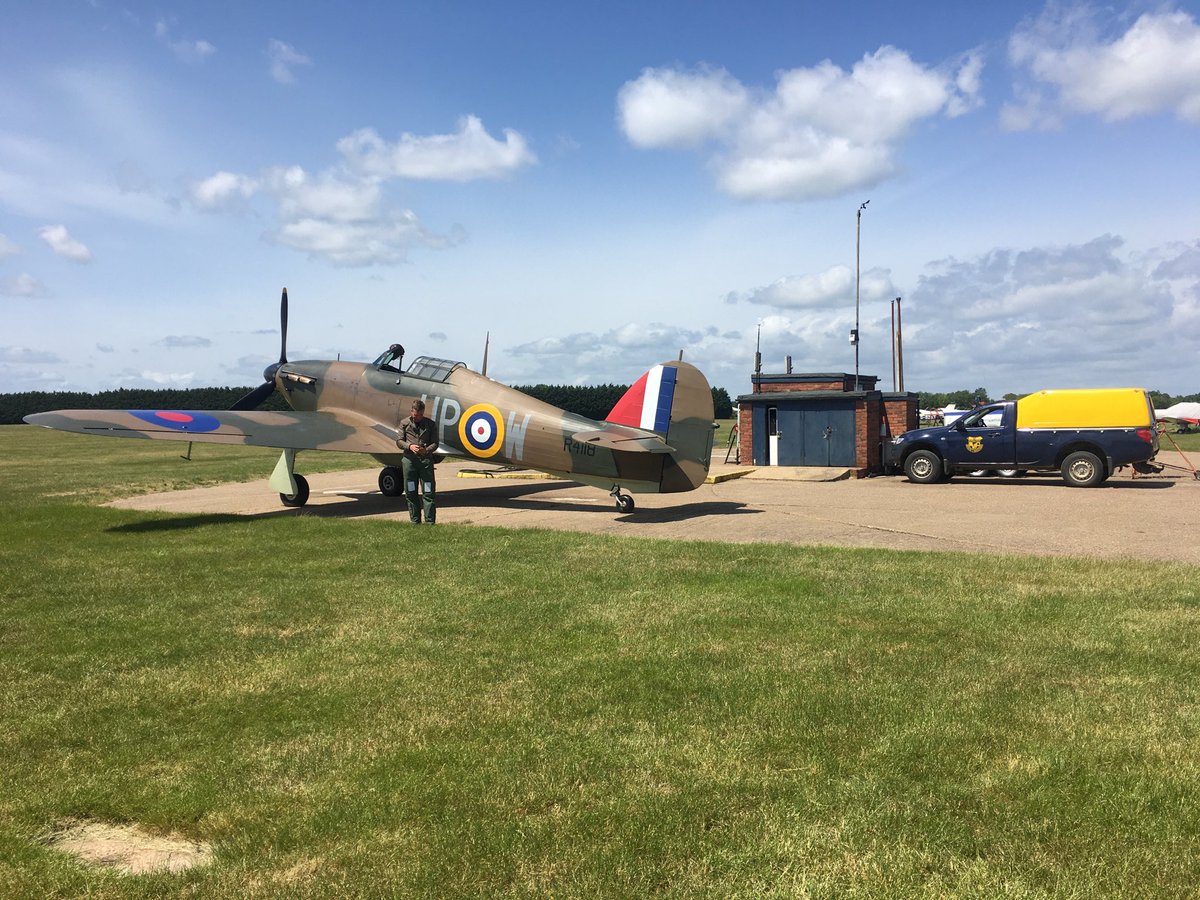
left=305, top=479, right=759, bottom=522
left=107, top=479, right=758, bottom=533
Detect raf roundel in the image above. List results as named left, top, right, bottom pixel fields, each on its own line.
left=458, top=403, right=505, bottom=458
left=129, top=410, right=222, bottom=433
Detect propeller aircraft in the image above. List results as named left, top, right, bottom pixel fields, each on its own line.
left=24, top=289, right=717, bottom=514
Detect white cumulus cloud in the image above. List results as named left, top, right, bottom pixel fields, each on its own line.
left=272, top=215, right=433, bottom=267
left=617, top=47, right=984, bottom=201
left=267, top=39, right=312, bottom=84
left=263, top=166, right=381, bottom=223
left=742, top=265, right=896, bottom=310
left=618, top=66, right=749, bottom=148
left=36, top=224, right=92, bottom=263
left=0, top=234, right=21, bottom=258
left=191, top=115, right=531, bottom=266
left=0, top=273, right=44, bottom=296
left=155, top=19, right=216, bottom=64
left=337, top=115, right=537, bottom=181
left=1003, top=5, right=1200, bottom=130
left=904, top=234, right=1198, bottom=389
left=189, top=171, right=261, bottom=211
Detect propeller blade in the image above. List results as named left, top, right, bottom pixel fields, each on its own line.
left=279, top=287, right=289, bottom=364
left=231, top=287, right=291, bottom=411
left=231, top=380, right=276, bottom=411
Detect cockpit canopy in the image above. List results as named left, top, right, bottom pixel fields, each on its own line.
left=372, top=347, right=464, bottom=383
left=405, top=356, right=464, bottom=383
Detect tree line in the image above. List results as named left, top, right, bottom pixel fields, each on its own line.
left=917, top=388, right=1199, bottom=410
left=1, top=385, right=736, bottom=425
left=510, top=384, right=733, bottom=420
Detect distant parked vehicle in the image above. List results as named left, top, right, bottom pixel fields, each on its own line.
left=888, top=388, right=1161, bottom=487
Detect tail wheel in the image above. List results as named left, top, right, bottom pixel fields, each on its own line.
left=904, top=450, right=942, bottom=484
left=1061, top=451, right=1104, bottom=487
left=280, top=473, right=310, bottom=507
left=615, top=493, right=636, bottom=513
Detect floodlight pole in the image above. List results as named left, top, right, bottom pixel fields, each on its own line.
left=854, top=200, right=869, bottom=391
left=754, top=321, right=763, bottom=393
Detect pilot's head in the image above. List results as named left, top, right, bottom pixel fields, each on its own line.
left=410, top=399, right=425, bottom=420
left=389, top=343, right=405, bottom=356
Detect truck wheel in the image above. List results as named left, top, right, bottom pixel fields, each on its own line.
left=904, top=450, right=942, bottom=484
left=1061, top=451, right=1104, bottom=487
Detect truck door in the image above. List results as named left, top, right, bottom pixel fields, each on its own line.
left=943, top=404, right=1014, bottom=467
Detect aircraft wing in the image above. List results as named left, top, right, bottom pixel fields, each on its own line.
left=24, top=408, right=400, bottom=455
left=571, top=424, right=675, bottom=454
left=1156, top=402, right=1200, bottom=423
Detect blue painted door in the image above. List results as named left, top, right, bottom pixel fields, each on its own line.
left=777, top=404, right=856, bottom=466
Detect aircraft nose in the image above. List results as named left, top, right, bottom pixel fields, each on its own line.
left=263, top=361, right=283, bottom=383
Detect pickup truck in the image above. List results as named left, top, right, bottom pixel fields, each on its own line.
left=888, top=388, right=1160, bottom=487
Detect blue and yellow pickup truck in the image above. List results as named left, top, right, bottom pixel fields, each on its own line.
left=887, top=388, right=1160, bottom=487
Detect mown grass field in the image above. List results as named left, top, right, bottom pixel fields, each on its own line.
left=2, top=426, right=1199, bottom=898
left=1158, top=428, right=1200, bottom=452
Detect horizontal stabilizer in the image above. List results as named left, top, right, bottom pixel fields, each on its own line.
left=572, top=426, right=674, bottom=454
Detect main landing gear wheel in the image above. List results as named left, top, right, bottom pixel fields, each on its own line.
left=610, top=485, right=636, bottom=513
left=378, top=466, right=403, bottom=497
left=280, top=473, right=310, bottom=507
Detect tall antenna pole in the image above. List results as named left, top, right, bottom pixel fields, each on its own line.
left=754, top=321, right=762, bottom=392
left=891, top=298, right=897, bottom=391
left=896, top=296, right=905, bottom=392
left=854, top=200, right=869, bottom=390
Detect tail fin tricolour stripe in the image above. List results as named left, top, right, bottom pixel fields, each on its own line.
left=605, top=364, right=677, bottom=434
left=604, top=360, right=715, bottom=492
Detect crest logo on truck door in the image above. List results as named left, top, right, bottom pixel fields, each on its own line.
left=966, top=436, right=983, bottom=453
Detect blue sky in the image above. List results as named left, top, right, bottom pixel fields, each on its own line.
left=2, top=0, right=1199, bottom=400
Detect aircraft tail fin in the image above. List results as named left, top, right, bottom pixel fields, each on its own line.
left=606, top=361, right=715, bottom=491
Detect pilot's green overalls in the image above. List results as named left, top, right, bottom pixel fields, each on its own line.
left=397, top=414, right=438, bottom=524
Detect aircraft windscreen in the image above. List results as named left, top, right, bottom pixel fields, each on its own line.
left=406, top=356, right=464, bottom=383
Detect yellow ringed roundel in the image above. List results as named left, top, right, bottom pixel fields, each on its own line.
left=458, top=403, right=505, bottom=458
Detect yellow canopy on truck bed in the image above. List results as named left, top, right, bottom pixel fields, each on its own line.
left=1015, top=388, right=1154, bottom=430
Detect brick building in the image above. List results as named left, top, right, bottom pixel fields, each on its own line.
left=736, top=371, right=918, bottom=475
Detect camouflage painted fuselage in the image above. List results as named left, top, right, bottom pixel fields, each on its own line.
left=27, top=356, right=716, bottom=495
left=279, top=356, right=714, bottom=493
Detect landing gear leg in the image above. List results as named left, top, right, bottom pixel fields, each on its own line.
left=610, top=484, right=635, bottom=513
left=269, top=448, right=310, bottom=507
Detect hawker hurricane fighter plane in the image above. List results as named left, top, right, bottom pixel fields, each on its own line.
left=25, top=289, right=716, bottom=513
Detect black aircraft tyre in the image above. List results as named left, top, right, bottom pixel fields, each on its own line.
left=280, top=473, right=310, bottom=507
left=1061, top=451, right=1105, bottom=487
left=615, top=493, right=636, bottom=513
left=378, top=466, right=403, bottom=496
left=904, top=449, right=943, bottom=484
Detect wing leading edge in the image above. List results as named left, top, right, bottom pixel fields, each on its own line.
left=24, top=408, right=399, bottom=455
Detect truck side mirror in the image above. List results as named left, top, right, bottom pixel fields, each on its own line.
left=954, top=419, right=967, bottom=432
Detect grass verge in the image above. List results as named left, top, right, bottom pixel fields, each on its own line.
left=2, top=426, right=1199, bottom=898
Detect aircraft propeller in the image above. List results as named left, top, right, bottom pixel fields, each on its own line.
left=231, top=287, right=289, bottom=411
